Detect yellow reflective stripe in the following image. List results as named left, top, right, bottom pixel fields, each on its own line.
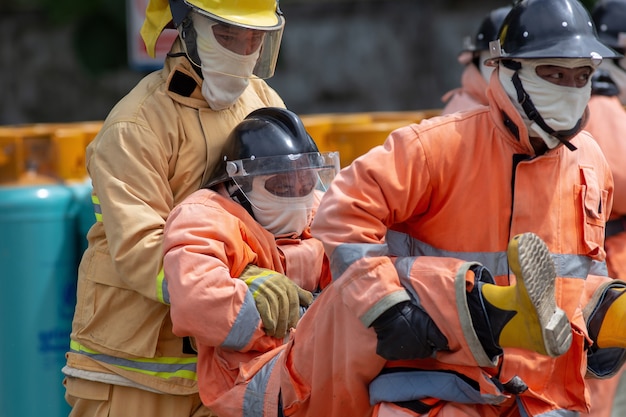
left=116, top=365, right=197, bottom=380
left=156, top=268, right=169, bottom=305
left=70, top=340, right=197, bottom=381
left=92, top=194, right=103, bottom=222
left=71, top=340, right=98, bottom=354
left=244, top=269, right=277, bottom=298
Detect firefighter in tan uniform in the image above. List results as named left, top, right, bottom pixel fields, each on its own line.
left=441, top=6, right=511, bottom=115
left=62, top=0, right=286, bottom=416
left=187, top=1, right=626, bottom=416
left=581, top=2, right=626, bottom=416
left=162, top=107, right=338, bottom=412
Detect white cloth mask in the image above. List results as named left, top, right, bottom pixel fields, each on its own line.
left=246, top=176, right=314, bottom=236
left=192, top=14, right=260, bottom=110
left=499, top=59, right=592, bottom=149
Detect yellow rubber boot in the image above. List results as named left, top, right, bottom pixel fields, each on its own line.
left=480, top=233, right=572, bottom=357
left=592, top=287, right=626, bottom=349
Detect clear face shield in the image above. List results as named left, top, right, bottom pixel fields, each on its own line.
left=225, top=152, right=340, bottom=235
left=185, top=7, right=284, bottom=79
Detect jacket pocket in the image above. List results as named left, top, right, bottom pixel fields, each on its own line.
left=73, top=249, right=169, bottom=358
left=64, top=377, right=111, bottom=401
left=576, top=166, right=608, bottom=258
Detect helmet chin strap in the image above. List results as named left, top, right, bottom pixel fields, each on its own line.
left=167, top=17, right=203, bottom=79
left=503, top=60, right=579, bottom=152
left=227, top=180, right=256, bottom=218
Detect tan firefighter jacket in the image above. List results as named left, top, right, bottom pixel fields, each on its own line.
left=65, top=39, right=285, bottom=395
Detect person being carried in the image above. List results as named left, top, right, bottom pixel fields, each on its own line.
left=162, top=107, right=339, bottom=411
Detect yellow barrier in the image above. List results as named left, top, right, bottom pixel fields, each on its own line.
left=300, top=112, right=373, bottom=154
left=0, top=122, right=102, bottom=185
left=369, top=109, right=441, bottom=123
left=303, top=109, right=441, bottom=167
left=0, top=110, right=445, bottom=183
left=325, top=120, right=414, bottom=167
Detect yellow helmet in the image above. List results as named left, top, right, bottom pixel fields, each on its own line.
left=186, top=0, right=281, bottom=28
left=141, top=0, right=283, bottom=59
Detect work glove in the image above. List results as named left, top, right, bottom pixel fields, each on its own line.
left=241, top=265, right=314, bottom=338
left=370, top=300, right=448, bottom=360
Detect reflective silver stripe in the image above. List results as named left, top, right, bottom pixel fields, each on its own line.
left=518, top=399, right=578, bottom=417
left=551, top=253, right=600, bottom=279
left=70, top=341, right=196, bottom=380
left=590, top=259, right=609, bottom=277
left=369, top=371, right=506, bottom=405
left=157, top=268, right=170, bottom=305
left=92, top=194, right=103, bottom=222
left=386, top=230, right=511, bottom=276
left=394, top=256, right=420, bottom=301
left=243, top=353, right=280, bottom=417
left=330, top=243, right=388, bottom=279
left=386, top=229, right=596, bottom=279
left=331, top=229, right=599, bottom=280
left=222, top=290, right=261, bottom=350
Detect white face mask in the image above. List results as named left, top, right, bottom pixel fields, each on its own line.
left=499, top=59, right=592, bottom=149
left=192, top=14, right=260, bottom=110
left=246, top=176, right=315, bottom=236
left=600, top=59, right=626, bottom=105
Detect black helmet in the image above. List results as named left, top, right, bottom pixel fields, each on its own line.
left=227, top=106, right=319, bottom=163
left=592, top=0, right=626, bottom=54
left=205, top=107, right=339, bottom=191
left=490, top=0, right=620, bottom=61
left=469, top=6, right=513, bottom=52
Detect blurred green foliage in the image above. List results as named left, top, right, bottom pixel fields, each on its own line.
left=580, top=0, right=598, bottom=11
left=42, top=0, right=128, bottom=75
left=2, top=0, right=129, bottom=75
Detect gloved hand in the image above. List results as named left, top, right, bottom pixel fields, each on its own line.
left=370, top=300, right=448, bottom=360
left=241, top=265, right=313, bottom=338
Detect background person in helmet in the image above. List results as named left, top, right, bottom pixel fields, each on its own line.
left=162, top=107, right=337, bottom=411
left=441, top=5, right=512, bottom=115
left=588, top=0, right=626, bottom=285
left=62, top=0, right=287, bottom=416
left=591, top=0, right=626, bottom=104
left=306, top=0, right=626, bottom=415
left=580, top=2, right=626, bottom=416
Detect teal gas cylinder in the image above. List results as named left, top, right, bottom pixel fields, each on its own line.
left=0, top=184, right=83, bottom=417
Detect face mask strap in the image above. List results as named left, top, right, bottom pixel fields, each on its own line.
left=171, top=16, right=203, bottom=78
left=228, top=180, right=256, bottom=218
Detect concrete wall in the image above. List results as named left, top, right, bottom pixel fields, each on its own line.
left=0, top=0, right=505, bottom=125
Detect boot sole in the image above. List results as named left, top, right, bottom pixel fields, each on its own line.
left=511, top=233, right=572, bottom=357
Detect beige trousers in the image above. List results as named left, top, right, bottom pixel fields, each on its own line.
left=64, top=377, right=218, bottom=417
